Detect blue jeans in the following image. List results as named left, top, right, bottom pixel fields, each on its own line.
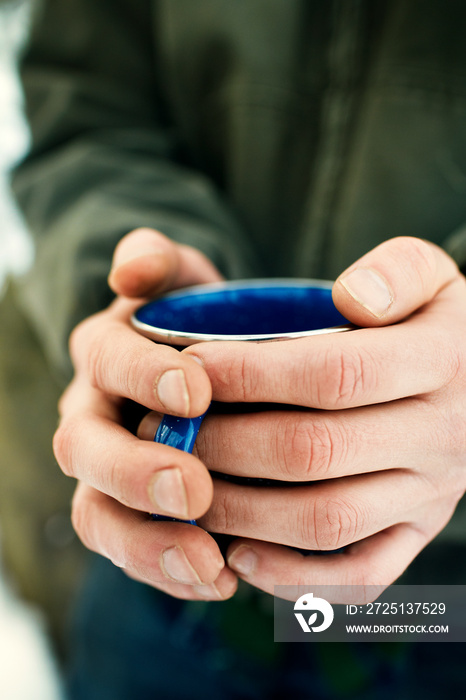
left=65, top=556, right=464, bottom=700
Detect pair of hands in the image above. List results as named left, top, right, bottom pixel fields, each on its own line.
left=53, top=228, right=466, bottom=602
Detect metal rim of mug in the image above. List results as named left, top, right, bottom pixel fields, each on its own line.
left=131, top=278, right=354, bottom=345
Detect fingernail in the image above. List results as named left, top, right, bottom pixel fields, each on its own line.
left=149, top=468, right=188, bottom=518
left=190, top=355, right=204, bottom=367
left=161, top=546, right=202, bottom=584
left=193, top=583, right=224, bottom=600
left=227, top=545, right=258, bottom=576
left=156, top=369, right=190, bottom=416
left=340, top=268, right=393, bottom=317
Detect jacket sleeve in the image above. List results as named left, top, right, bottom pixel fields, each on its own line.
left=12, top=0, right=256, bottom=382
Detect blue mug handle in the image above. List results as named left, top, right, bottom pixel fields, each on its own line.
left=154, top=411, right=206, bottom=453
left=152, top=411, right=208, bottom=524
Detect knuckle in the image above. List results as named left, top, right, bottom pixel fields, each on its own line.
left=397, top=237, right=438, bottom=290
left=68, top=319, right=86, bottom=367
left=233, top=354, right=251, bottom=401
left=69, top=312, right=100, bottom=367
left=219, top=354, right=250, bottom=401
left=53, top=417, right=77, bottom=477
left=57, top=381, right=75, bottom=418
left=209, top=486, right=231, bottom=532
left=381, top=237, right=439, bottom=298
left=309, top=495, right=365, bottom=550
left=102, top=453, right=122, bottom=503
left=70, top=488, right=94, bottom=550
left=307, top=420, right=348, bottom=479
left=318, top=347, right=375, bottom=408
left=131, top=352, right=155, bottom=403
left=279, top=417, right=346, bottom=480
left=208, top=482, right=252, bottom=533
left=278, top=418, right=314, bottom=479
left=86, top=330, right=109, bottom=390
left=105, top=444, right=143, bottom=508
left=71, top=312, right=120, bottom=393
left=71, top=485, right=130, bottom=568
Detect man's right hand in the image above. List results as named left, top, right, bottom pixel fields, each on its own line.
left=53, top=227, right=238, bottom=600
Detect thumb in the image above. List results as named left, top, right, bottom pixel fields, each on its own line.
left=332, top=236, right=460, bottom=327
left=108, top=227, right=223, bottom=298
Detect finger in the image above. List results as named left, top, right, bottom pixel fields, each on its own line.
left=108, top=227, right=223, bottom=298
left=226, top=504, right=454, bottom=598
left=71, top=482, right=229, bottom=588
left=199, top=470, right=450, bottom=552
left=184, top=240, right=465, bottom=410
left=166, top=398, right=454, bottom=482
left=194, top=402, right=435, bottom=482
left=137, top=409, right=164, bottom=440
left=70, top=300, right=212, bottom=416
left=184, top=300, right=462, bottom=409
left=332, top=236, right=460, bottom=326
left=138, top=402, right=465, bottom=529
left=54, top=409, right=213, bottom=521
left=137, top=402, right=428, bottom=482
left=123, top=566, right=238, bottom=601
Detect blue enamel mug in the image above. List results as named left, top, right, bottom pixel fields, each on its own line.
left=131, top=279, right=352, bottom=523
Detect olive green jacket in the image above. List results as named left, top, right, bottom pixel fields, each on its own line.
left=12, top=0, right=466, bottom=379
left=3, top=0, right=466, bottom=643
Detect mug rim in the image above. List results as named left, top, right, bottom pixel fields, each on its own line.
left=131, top=278, right=354, bottom=346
